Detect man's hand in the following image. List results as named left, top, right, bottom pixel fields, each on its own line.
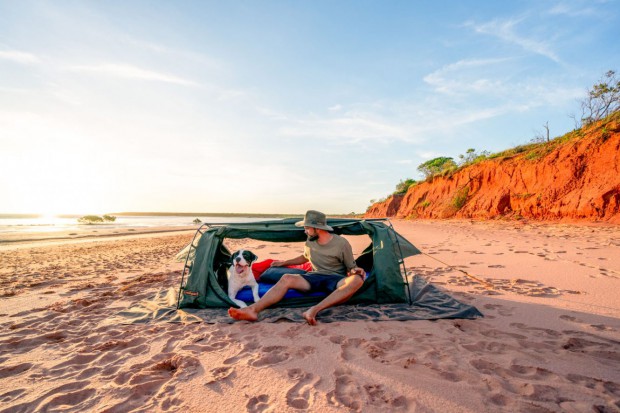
left=348, top=267, right=365, bottom=279
left=270, top=260, right=286, bottom=267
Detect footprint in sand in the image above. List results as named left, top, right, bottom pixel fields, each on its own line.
left=0, top=388, right=27, bottom=403
left=293, top=346, right=316, bottom=358
left=363, top=383, right=408, bottom=410
left=37, top=386, right=97, bottom=412
left=507, top=364, right=553, bottom=380
left=223, top=340, right=261, bottom=365
left=278, top=325, right=303, bottom=339
left=560, top=315, right=617, bottom=332
left=247, top=394, right=271, bottom=413
left=591, top=324, right=616, bottom=332
left=560, top=314, right=582, bottom=323
left=482, top=304, right=513, bottom=317
left=0, top=362, right=33, bottom=379
left=566, top=373, right=620, bottom=400
left=6, top=381, right=95, bottom=413
left=248, top=345, right=291, bottom=367
left=510, top=323, right=562, bottom=339
left=327, top=367, right=364, bottom=412
left=181, top=331, right=229, bottom=352
left=561, top=335, right=620, bottom=362
left=205, top=366, right=234, bottom=385
left=285, top=368, right=321, bottom=410
left=518, top=383, right=563, bottom=403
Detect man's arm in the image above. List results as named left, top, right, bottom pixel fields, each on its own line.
left=270, top=255, right=308, bottom=267
left=340, top=239, right=365, bottom=280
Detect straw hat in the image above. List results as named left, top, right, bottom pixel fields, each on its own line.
left=295, top=210, right=333, bottom=231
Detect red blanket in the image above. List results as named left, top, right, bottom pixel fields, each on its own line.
left=251, top=259, right=312, bottom=280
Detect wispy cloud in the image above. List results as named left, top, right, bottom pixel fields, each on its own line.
left=424, top=58, right=511, bottom=94
left=548, top=2, right=601, bottom=17
left=279, top=113, right=408, bottom=143
left=274, top=90, right=534, bottom=147
left=69, top=63, right=198, bottom=86
left=0, top=49, right=41, bottom=64
left=120, top=36, right=224, bottom=70
left=465, top=18, right=561, bottom=62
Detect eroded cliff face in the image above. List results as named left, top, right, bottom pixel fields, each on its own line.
left=365, top=115, right=620, bottom=223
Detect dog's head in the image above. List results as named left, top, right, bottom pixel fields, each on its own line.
left=230, top=249, right=258, bottom=275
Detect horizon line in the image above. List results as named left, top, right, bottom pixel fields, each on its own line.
left=0, top=211, right=362, bottom=218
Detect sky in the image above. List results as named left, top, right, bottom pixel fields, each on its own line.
left=1, top=1, right=618, bottom=216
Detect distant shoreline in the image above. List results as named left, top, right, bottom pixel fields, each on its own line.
left=0, top=212, right=360, bottom=219
left=108, top=212, right=361, bottom=218
left=0, top=225, right=196, bottom=248
left=108, top=212, right=306, bottom=218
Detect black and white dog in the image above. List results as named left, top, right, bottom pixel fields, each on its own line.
left=227, top=249, right=260, bottom=308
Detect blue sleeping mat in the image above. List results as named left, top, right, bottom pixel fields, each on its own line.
left=235, top=282, right=326, bottom=303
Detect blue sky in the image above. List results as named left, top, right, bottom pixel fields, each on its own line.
left=1, top=0, right=618, bottom=215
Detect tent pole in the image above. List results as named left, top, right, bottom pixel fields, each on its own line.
left=386, top=219, right=412, bottom=305
left=176, top=224, right=207, bottom=309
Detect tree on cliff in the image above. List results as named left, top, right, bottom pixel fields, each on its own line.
left=417, top=157, right=457, bottom=179
left=458, top=148, right=490, bottom=166
left=580, top=70, right=620, bottom=125
left=394, top=178, right=416, bottom=195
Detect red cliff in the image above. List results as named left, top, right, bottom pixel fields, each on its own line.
left=365, top=114, right=620, bottom=223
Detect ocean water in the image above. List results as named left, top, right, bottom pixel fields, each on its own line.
left=0, top=214, right=271, bottom=238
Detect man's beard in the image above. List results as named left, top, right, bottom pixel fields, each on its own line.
left=307, top=234, right=319, bottom=241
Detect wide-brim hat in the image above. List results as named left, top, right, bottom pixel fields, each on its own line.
left=295, top=210, right=333, bottom=231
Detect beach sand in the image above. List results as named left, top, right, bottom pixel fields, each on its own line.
left=1, top=220, right=619, bottom=412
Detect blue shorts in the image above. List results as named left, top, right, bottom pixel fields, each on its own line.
left=300, top=273, right=345, bottom=293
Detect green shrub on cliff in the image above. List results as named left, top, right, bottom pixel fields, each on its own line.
left=417, top=157, right=457, bottom=179
left=452, top=186, right=470, bottom=210
left=393, top=178, right=417, bottom=195
left=458, top=148, right=490, bottom=166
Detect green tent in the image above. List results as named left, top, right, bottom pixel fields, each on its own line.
left=177, top=217, right=421, bottom=309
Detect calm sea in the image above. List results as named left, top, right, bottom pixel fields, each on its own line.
left=0, top=214, right=271, bottom=238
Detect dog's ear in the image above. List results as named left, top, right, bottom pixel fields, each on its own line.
left=249, top=251, right=258, bottom=263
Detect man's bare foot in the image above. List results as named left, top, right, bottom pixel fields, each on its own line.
left=302, top=308, right=318, bottom=326
left=228, top=307, right=258, bottom=321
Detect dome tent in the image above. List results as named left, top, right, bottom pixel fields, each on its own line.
left=177, top=217, right=421, bottom=309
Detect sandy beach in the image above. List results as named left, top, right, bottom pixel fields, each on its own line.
left=1, top=219, right=619, bottom=412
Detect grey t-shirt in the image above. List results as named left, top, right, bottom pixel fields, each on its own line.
left=303, top=234, right=356, bottom=276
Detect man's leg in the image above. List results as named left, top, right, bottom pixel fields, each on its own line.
left=228, top=274, right=311, bottom=321
left=302, top=275, right=364, bottom=325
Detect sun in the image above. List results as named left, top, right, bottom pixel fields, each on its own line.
left=7, top=158, right=114, bottom=216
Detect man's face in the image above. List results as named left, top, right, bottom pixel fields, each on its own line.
left=304, top=226, right=319, bottom=241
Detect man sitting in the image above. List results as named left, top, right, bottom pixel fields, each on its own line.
left=228, top=210, right=366, bottom=325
